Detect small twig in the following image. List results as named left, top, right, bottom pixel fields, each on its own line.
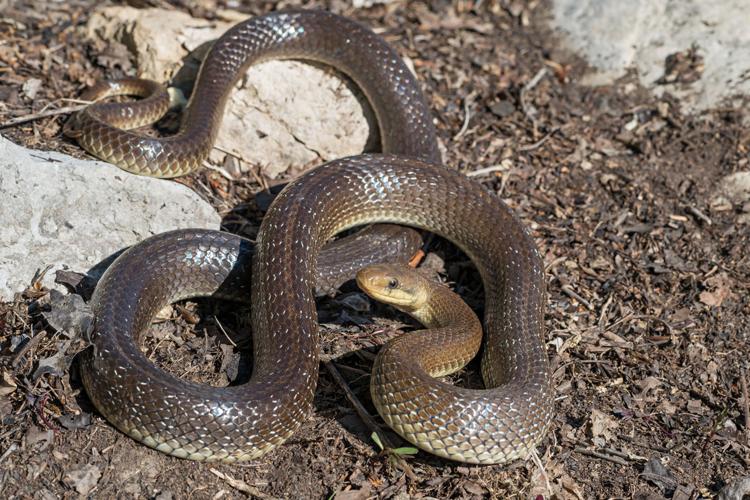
left=213, top=318, right=237, bottom=348
left=251, top=165, right=271, bottom=193
left=524, top=68, right=549, bottom=93
left=685, top=205, right=712, bottom=225
left=573, top=440, right=648, bottom=462
left=520, top=67, right=548, bottom=129
left=34, top=95, right=92, bottom=115
left=597, top=292, right=615, bottom=327
left=598, top=446, right=647, bottom=462
left=323, top=360, right=417, bottom=481
left=556, top=358, right=613, bottom=372
left=574, top=447, right=629, bottom=466
left=560, top=285, right=594, bottom=311
left=209, top=468, right=266, bottom=498
left=408, top=249, right=425, bottom=268
left=0, top=444, right=17, bottom=464
left=528, top=449, right=551, bottom=496
left=544, top=256, right=567, bottom=273
left=0, top=104, right=87, bottom=130
left=323, top=360, right=394, bottom=448
left=212, top=144, right=246, bottom=162
left=210, top=145, right=274, bottom=192
left=630, top=314, right=673, bottom=336
left=12, top=330, right=47, bottom=367
left=519, top=127, right=559, bottom=151
left=466, top=164, right=508, bottom=177
left=453, top=94, right=474, bottom=140
left=330, top=363, right=369, bottom=377
left=202, top=160, right=235, bottom=182
left=742, top=369, right=750, bottom=441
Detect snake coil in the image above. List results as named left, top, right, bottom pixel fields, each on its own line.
left=75, top=10, right=552, bottom=464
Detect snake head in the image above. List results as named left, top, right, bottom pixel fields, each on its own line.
left=355, top=263, right=430, bottom=313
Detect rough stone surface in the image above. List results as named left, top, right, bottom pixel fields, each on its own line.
left=351, top=0, right=395, bottom=8
left=85, top=6, right=372, bottom=178
left=714, top=170, right=750, bottom=224
left=719, top=171, right=750, bottom=205
left=551, top=0, right=750, bottom=111
left=0, top=135, right=220, bottom=300
left=716, top=476, right=750, bottom=500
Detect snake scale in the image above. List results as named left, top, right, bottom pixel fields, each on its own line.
left=72, top=10, right=552, bottom=464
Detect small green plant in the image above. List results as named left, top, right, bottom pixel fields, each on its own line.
left=370, top=432, right=418, bottom=457
left=370, top=432, right=418, bottom=480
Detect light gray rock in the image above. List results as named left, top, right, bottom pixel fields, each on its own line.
left=715, top=170, right=750, bottom=224
left=717, top=476, right=750, bottom=500
left=551, top=0, right=750, bottom=111
left=84, top=6, right=372, bottom=179
left=719, top=171, right=750, bottom=206
left=351, top=0, right=396, bottom=7
left=0, top=135, right=220, bottom=300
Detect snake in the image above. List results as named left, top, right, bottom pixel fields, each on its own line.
left=355, top=264, right=485, bottom=441
left=74, top=10, right=552, bottom=464
left=63, top=10, right=440, bottom=176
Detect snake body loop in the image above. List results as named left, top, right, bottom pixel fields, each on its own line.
left=78, top=10, right=553, bottom=464
left=65, top=10, right=440, bottom=177
left=84, top=156, right=552, bottom=463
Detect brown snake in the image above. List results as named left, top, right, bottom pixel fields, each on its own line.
left=74, top=10, right=552, bottom=464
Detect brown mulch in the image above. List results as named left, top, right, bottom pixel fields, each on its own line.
left=1, top=0, right=749, bottom=498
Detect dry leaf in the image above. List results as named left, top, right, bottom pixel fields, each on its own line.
left=25, top=426, right=53, bottom=449
left=589, top=408, right=618, bottom=443
left=0, top=371, right=17, bottom=396
left=699, top=272, right=737, bottom=307
left=638, top=376, right=662, bottom=396
left=63, top=464, right=102, bottom=496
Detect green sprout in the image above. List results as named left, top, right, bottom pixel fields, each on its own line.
left=371, top=432, right=418, bottom=457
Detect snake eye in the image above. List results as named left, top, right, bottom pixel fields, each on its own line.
left=387, top=278, right=399, bottom=289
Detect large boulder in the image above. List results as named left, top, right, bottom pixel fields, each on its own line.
left=551, top=0, right=750, bottom=111
left=0, top=135, right=219, bottom=299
